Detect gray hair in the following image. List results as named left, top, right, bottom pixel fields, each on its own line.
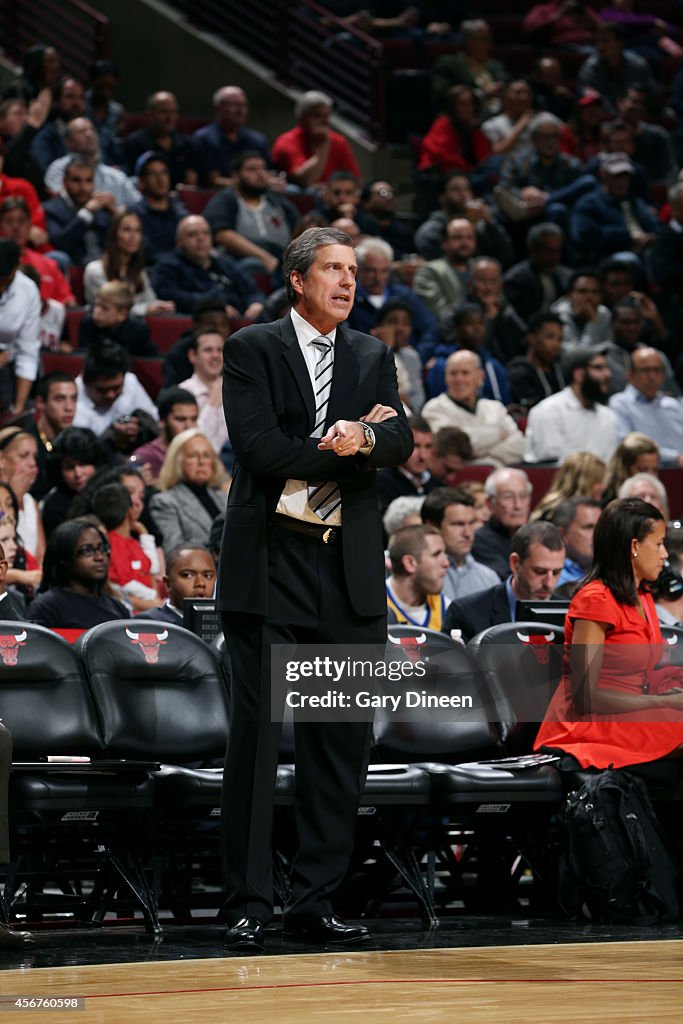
left=356, top=237, right=394, bottom=266
left=64, top=155, right=95, bottom=174
left=282, top=226, right=354, bottom=304
left=484, top=467, right=532, bottom=500
left=460, top=19, right=490, bottom=42
left=527, top=221, right=564, bottom=252
left=295, top=90, right=333, bottom=120
left=619, top=472, right=668, bottom=510
left=383, top=496, right=425, bottom=537
left=530, top=112, right=563, bottom=136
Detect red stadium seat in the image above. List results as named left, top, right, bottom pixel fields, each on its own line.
left=176, top=186, right=219, bottom=214
left=146, top=315, right=193, bottom=353
left=69, top=266, right=85, bottom=305
left=66, top=308, right=87, bottom=345
left=131, top=358, right=163, bottom=400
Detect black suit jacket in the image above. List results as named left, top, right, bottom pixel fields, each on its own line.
left=217, top=314, right=413, bottom=618
left=503, top=260, right=572, bottom=325
left=44, top=196, right=111, bottom=266
left=443, top=582, right=511, bottom=643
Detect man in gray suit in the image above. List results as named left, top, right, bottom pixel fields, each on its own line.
left=413, top=217, right=477, bottom=318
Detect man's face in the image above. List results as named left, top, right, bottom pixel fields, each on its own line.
left=189, top=333, right=224, bottom=380
left=533, top=126, right=562, bottom=161
left=366, top=181, right=395, bottom=215
left=291, top=242, right=356, bottom=330
left=57, top=79, right=85, bottom=120
left=428, top=451, right=464, bottom=486
left=445, top=355, right=483, bottom=406
left=528, top=322, right=563, bottom=364
left=607, top=128, right=635, bottom=156
left=442, top=220, right=476, bottom=264
left=442, top=176, right=471, bottom=214
left=629, top=351, right=666, bottom=401
left=164, top=401, right=198, bottom=440
left=64, top=165, right=95, bottom=207
left=581, top=355, right=612, bottom=401
left=358, top=251, right=390, bottom=295
left=215, top=88, right=248, bottom=129
left=440, top=502, right=477, bottom=559
left=602, top=269, right=633, bottom=307
left=603, top=170, right=632, bottom=199
left=457, top=312, right=486, bottom=350
left=511, top=542, right=565, bottom=600
left=65, top=118, right=98, bottom=156
left=140, top=160, right=171, bottom=200
left=411, top=534, right=450, bottom=595
left=381, top=308, right=412, bottom=347
left=570, top=275, right=601, bottom=312
left=39, top=380, right=77, bottom=433
left=404, top=429, right=433, bottom=475
left=167, top=548, right=217, bottom=605
left=0, top=209, right=31, bottom=249
left=303, top=103, right=331, bottom=133
left=324, top=177, right=360, bottom=215
left=149, top=93, right=179, bottom=134
left=618, top=89, right=646, bottom=124
left=197, top=309, right=231, bottom=337
left=469, top=261, right=502, bottom=305
left=237, top=156, right=270, bottom=197
left=506, top=81, right=533, bottom=117
left=612, top=308, right=643, bottom=349
left=85, top=373, right=124, bottom=410
left=532, top=233, right=563, bottom=270
left=563, top=504, right=600, bottom=568
left=0, top=101, right=26, bottom=138
left=178, top=217, right=212, bottom=264
left=490, top=474, right=531, bottom=532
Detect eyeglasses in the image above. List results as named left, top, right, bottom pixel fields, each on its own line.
left=76, top=543, right=110, bottom=558
left=372, top=188, right=394, bottom=198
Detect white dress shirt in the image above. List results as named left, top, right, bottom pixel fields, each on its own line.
left=73, top=372, right=159, bottom=433
left=525, top=386, right=618, bottom=464
left=0, top=272, right=41, bottom=382
left=179, top=373, right=228, bottom=456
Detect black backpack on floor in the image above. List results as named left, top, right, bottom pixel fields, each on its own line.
left=559, top=768, right=680, bottom=924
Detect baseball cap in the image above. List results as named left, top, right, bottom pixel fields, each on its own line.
left=134, top=150, right=170, bottom=176
left=578, top=88, right=602, bottom=107
left=600, top=151, right=634, bottom=175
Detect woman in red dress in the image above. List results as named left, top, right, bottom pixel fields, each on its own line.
left=535, top=498, right=683, bottom=770
left=418, top=86, right=492, bottom=176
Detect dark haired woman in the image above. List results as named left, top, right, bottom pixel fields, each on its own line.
left=41, top=427, right=108, bottom=538
left=25, top=519, right=128, bottom=628
left=535, top=498, right=683, bottom=774
left=418, top=85, right=491, bottom=177
left=83, top=210, right=174, bottom=316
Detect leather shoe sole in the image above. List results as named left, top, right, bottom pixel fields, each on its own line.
left=283, top=914, right=370, bottom=945
left=224, top=917, right=264, bottom=952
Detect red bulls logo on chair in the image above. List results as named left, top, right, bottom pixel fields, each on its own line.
left=0, top=629, right=27, bottom=666
left=125, top=628, right=168, bottom=664
left=516, top=630, right=556, bottom=665
left=388, top=632, right=427, bottom=665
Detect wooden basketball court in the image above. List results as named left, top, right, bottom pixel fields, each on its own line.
left=1, top=939, right=682, bottom=1023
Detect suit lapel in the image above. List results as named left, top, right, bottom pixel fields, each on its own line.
left=280, top=316, right=315, bottom=431
left=326, top=323, right=359, bottom=430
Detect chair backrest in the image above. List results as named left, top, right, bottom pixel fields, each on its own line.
left=373, top=626, right=503, bottom=763
left=658, top=624, right=683, bottom=668
left=78, top=620, right=229, bottom=762
left=0, top=622, right=103, bottom=758
left=146, top=315, right=193, bottom=354
left=468, top=621, right=565, bottom=754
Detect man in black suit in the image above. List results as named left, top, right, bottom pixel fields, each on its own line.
left=502, top=222, right=572, bottom=326
left=218, top=226, right=412, bottom=951
left=43, top=157, right=114, bottom=266
left=443, top=520, right=565, bottom=641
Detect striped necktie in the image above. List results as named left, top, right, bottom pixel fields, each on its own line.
left=308, top=335, right=341, bottom=521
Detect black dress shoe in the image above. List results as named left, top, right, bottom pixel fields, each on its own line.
left=0, top=924, right=34, bottom=948
left=282, top=913, right=370, bottom=944
left=224, top=916, right=264, bottom=951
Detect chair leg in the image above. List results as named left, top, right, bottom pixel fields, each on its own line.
left=382, top=840, right=439, bottom=928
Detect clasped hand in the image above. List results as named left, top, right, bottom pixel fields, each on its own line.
left=317, top=404, right=397, bottom=456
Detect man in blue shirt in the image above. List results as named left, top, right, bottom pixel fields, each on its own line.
left=608, top=348, right=683, bottom=465
left=552, top=497, right=601, bottom=589
left=192, top=86, right=270, bottom=188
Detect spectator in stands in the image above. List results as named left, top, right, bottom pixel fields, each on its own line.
left=30, top=76, right=93, bottom=172
left=84, top=209, right=174, bottom=317
left=14, top=43, right=61, bottom=101
left=131, top=386, right=198, bottom=483
left=422, top=350, right=524, bottom=465
left=0, top=239, right=41, bottom=413
left=619, top=472, right=669, bottom=518
left=0, top=138, right=47, bottom=246
left=85, top=59, right=125, bottom=143
left=431, top=19, right=508, bottom=117
left=531, top=450, right=607, bottom=521
left=462, top=480, right=490, bottom=530
left=494, top=112, right=595, bottom=228
left=425, top=302, right=512, bottom=403
left=347, top=237, right=438, bottom=359
left=525, top=345, right=617, bottom=464
left=0, top=90, right=51, bottom=199
left=44, top=157, right=115, bottom=266
left=129, top=152, right=188, bottom=265
left=428, top=427, right=472, bottom=486
left=31, top=371, right=78, bottom=499
left=467, top=256, right=526, bottom=364
left=271, top=90, right=361, bottom=188
left=370, top=299, right=426, bottom=412
left=608, top=348, right=683, bottom=464
left=0, top=484, right=41, bottom=603
left=377, top=414, right=436, bottom=513
left=551, top=269, right=612, bottom=349
left=316, top=171, right=361, bottom=222
left=357, top=178, right=415, bottom=258
left=25, top=518, right=128, bottom=627
left=552, top=496, right=602, bottom=588
left=651, top=183, right=683, bottom=335
left=599, top=0, right=681, bottom=62
left=503, top=222, right=572, bottom=325
left=179, top=328, right=228, bottom=456
left=604, top=298, right=675, bottom=395
left=73, top=340, right=158, bottom=433
left=523, top=0, right=600, bottom=48
left=91, top=482, right=162, bottom=612
left=419, top=174, right=512, bottom=266
left=508, top=311, right=566, bottom=411
left=471, top=467, right=532, bottom=579
left=567, top=88, right=609, bottom=164
left=418, top=86, right=492, bottom=178
left=123, top=91, right=198, bottom=187
left=0, top=426, right=43, bottom=562
left=135, top=543, right=216, bottom=624
left=44, top=117, right=140, bottom=207
left=41, top=426, right=108, bottom=537
left=600, top=257, right=665, bottom=343
left=192, top=85, right=270, bottom=188
left=651, top=541, right=683, bottom=629
left=413, top=216, right=477, bottom=317
left=443, top=520, right=566, bottom=641
left=481, top=80, right=536, bottom=159
left=0, top=533, right=26, bottom=620
left=421, top=487, right=499, bottom=602
left=150, top=214, right=264, bottom=318
left=615, top=87, right=676, bottom=187
left=578, top=22, right=657, bottom=112
left=532, top=56, right=573, bottom=121
left=149, top=427, right=228, bottom=552
left=77, top=281, right=157, bottom=358
left=602, top=431, right=660, bottom=505
left=20, top=265, right=68, bottom=353
left=385, top=524, right=450, bottom=629
left=162, top=297, right=231, bottom=389
left=0, top=196, right=74, bottom=304
left=203, top=150, right=298, bottom=281
left=383, top=495, right=425, bottom=542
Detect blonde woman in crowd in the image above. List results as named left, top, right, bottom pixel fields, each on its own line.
left=531, top=451, right=606, bottom=522
left=602, top=433, right=660, bottom=506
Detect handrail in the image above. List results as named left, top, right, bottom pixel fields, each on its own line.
left=0, top=0, right=111, bottom=81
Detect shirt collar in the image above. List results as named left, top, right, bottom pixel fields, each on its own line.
left=505, top=575, right=516, bottom=620
left=290, top=307, right=337, bottom=347
left=625, top=382, right=662, bottom=405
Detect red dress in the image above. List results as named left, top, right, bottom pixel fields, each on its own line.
left=535, top=580, right=683, bottom=768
